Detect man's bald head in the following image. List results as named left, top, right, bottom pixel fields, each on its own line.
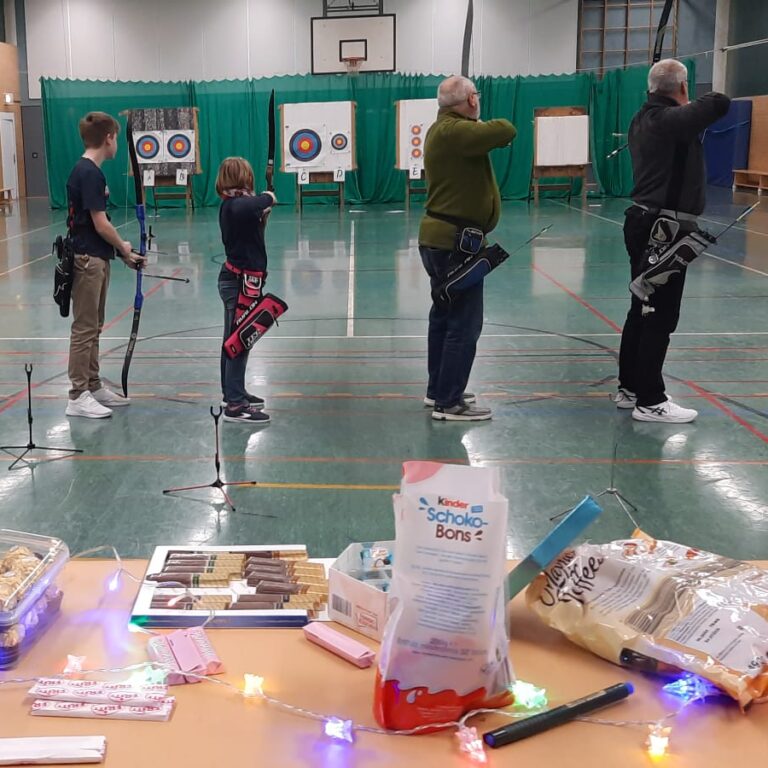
left=437, top=76, right=480, bottom=119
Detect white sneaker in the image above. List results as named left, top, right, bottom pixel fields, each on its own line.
left=632, top=399, right=697, bottom=423
left=92, top=387, right=131, bottom=407
left=66, top=391, right=112, bottom=419
left=613, top=388, right=637, bottom=409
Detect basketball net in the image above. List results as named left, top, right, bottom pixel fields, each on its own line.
left=342, top=57, right=363, bottom=77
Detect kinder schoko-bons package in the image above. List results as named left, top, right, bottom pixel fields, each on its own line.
left=374, top=462, right=513, bottom=731
left=527, top=532, right=768, bottom=708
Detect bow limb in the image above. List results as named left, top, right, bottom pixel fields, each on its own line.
left=461, top=0, right=473, bottom=78
left=121, top=112, right=147, bottom=398
left=652, top=0, right=676, bottom=64
left=266, top=89, right=275, bottom=193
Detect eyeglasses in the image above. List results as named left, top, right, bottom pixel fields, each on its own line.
left=469, top=91, right=481, bottom=99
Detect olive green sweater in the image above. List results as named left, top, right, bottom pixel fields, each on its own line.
left=418, top=110, right=517, bottom=250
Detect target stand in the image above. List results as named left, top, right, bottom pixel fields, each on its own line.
left=147, top=176, right=195, bottom=213
left=296, top=172, right=345, bottom=213
left=0, top=364, right=82, bottom=471
left=162, top=407, right=257, bottom=513
left=122, top=108, right=201, bottom=214
left=405, top=169, right=426, bottom=209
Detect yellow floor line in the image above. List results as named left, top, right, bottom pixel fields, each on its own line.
left=252, top=481, right=398, bottom=491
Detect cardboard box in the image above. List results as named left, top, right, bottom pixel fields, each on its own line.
left=328, top=541, right=393, bottom=641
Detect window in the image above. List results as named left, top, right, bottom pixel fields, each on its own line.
left=578, top=0, right=678, bottom=77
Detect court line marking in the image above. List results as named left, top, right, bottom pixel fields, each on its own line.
left=0, top=221, right=130, bottom=279
left=1, top=332, right=766, bottom=342
left=536, top=204, right=768, bottom=444
left=0, top=221, right=64, bottom=244
left=683, top=379, right=768, bottom=444
left=347, top=219, right=355, bottom=337
left=0, top=270, right=180, bottom=416
left=0, top=453, right=764, bottom=467
left=0, top=253, right=52, bottom=278
left=703, top=251, right=768, bottom=278
left=530, top=263, right=622, bottom=332
left=698, top=214, right=768, bottom=239
left=550, top=201, right=768, bottom=278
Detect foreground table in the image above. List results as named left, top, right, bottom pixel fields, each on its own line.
left=1, top=560, right=766, bottom=767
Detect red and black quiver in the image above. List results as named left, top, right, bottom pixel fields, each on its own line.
left=222, top=264, right=287, bottom=359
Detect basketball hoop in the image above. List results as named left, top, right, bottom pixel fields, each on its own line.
left=342, top=57, right=364, bottom=76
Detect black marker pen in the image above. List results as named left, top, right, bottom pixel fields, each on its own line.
left=483, top=682, right=634, bottom=748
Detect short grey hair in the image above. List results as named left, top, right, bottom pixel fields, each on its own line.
left=648, top=59, right=687, bottom=95
left=437, top=76, right=476, bottom=108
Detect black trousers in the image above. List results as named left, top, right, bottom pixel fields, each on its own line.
left=618, top=206, right=687, bottom=407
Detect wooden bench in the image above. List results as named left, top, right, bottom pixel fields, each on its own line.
left=732, top=169, right=768, bottom=194
left=0, top=187, right=13, bottom=207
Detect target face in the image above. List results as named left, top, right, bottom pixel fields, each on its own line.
left=331, top=132, right=349, bottom=151
left=135, top=134, right=161, bottom=161
left=167, top=133, right=192, bottom=159
left=289, top=129, right=323, bottom=162
left=396, top=99, right=437, bottom=170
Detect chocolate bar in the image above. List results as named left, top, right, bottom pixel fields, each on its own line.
left=30, top=699, right=174, bottom=722
left=28, top=679, right=169, bottom=706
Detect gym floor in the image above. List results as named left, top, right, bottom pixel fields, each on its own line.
left=0, top=189, right=766, bottom=561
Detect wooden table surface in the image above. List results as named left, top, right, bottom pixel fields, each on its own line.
left=1, top=559, right=766, bottom=767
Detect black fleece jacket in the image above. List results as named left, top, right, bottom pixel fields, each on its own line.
left=628, top=91, right=731, bottom=216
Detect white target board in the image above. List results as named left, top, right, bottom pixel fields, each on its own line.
left=535, top=115, right=589, bottom=166
left=165, top=130, right=196, bottom=163
left=396, top=99, right=438, bottom=177
left=134, top=131, right=165, bottom=164
left=281, top=101, right=356, bottom=173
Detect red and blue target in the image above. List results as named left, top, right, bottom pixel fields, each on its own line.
left=136, top=134, right=161, bottom=160
left=331, top=133, right=348, bottom=151
left=289, top=129, right=322, bottom=162
left=167, top=133, right=192, bottom=159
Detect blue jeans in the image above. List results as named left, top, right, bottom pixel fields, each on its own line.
left=420, top=246, right=484, bottom=408
left=218, top=271, right=250, bottom=406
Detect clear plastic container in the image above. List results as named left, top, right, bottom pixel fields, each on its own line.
left=0, top=529, right=69, bottom=670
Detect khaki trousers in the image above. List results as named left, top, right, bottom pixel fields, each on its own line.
left=68, top=254, right=110, bottom=399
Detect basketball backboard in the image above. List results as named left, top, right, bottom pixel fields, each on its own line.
left=311, top=14, right=396, bottom=74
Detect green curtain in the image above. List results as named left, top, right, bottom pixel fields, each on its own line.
left=41, top=64, right=696, bottom=209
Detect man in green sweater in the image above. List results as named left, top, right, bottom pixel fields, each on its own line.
left=419, top=75, right=516, bottom=421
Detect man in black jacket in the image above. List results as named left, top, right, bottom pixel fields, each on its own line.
left=616, top=59, right=730, bottom=423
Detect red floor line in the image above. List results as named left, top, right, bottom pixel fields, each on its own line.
left=530, top=263, right=623, bottom=333
left=0, top=270, right=183, bottom=416
left=102, top=269, right=184, bottom=332
left=682, top=379, right=768, bottom=445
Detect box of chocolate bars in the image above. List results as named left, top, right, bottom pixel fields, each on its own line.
left=328, top=541, right=394, bottom=641
left=0, top=530, right=69, bottom=670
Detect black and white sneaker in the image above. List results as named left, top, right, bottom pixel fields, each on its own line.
left=221, top=393, right=265, bottom=410
left=612, top=388, right=637, bottom=409
left=432, top=403, right=491, bottom=422
left=223, top=405, right=271, bottom=424
left=632, top=400, right=697, bottom=423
